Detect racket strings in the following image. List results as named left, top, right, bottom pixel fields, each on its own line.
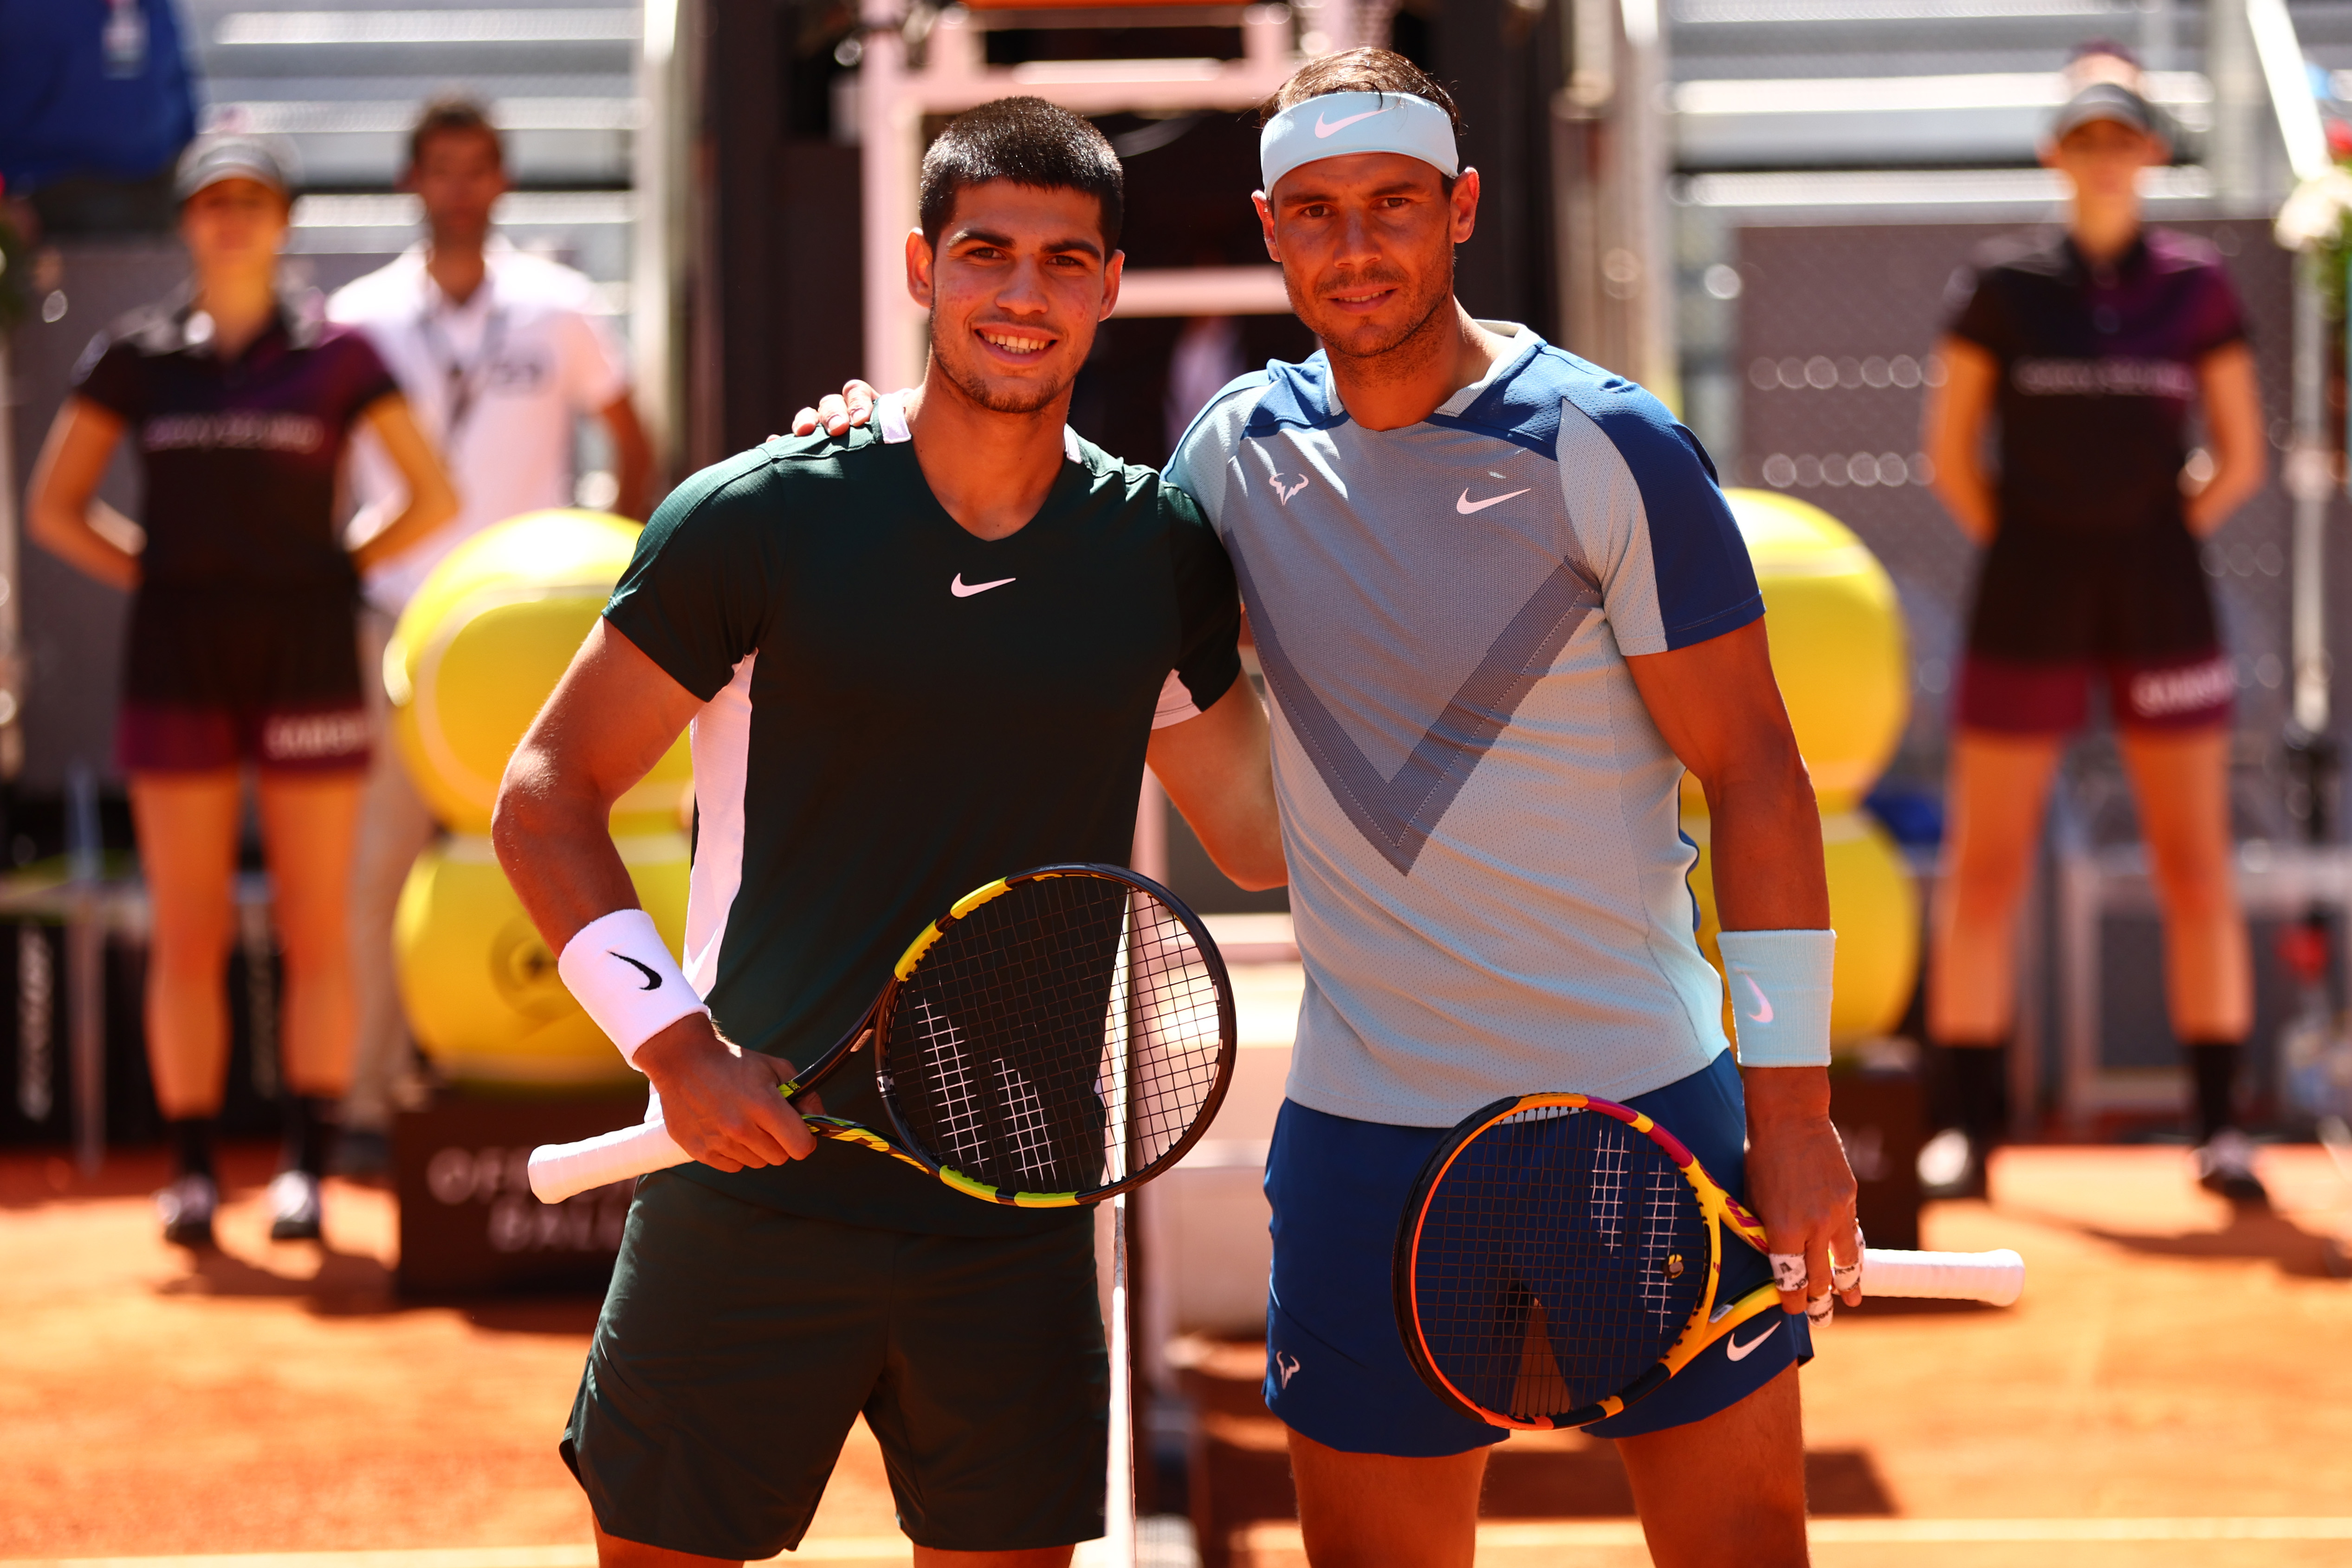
left=879, top=875, right=1227, bottom=1197
left=1106, top=891, right=1227, bottom=1173
left=910, top=1000, right=985, bottom=1170
left=1410, top=1106, right=1709, bottom=1420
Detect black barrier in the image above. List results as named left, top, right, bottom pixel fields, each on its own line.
left=394, top=1086, right=649, bottom=1296
left=1831, top=1051, right=1926, bottom=1252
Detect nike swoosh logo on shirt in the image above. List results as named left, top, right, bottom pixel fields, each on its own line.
left=1724, top=1321, right=1781, bottom=1361
left=1739, top=973, right=1775, bottom=1024
left=1456, top=487, right=1531, bottom=514
left=951, top=574, right=1017, bottom=598
left=1315, top=106, right=1391, bottom=137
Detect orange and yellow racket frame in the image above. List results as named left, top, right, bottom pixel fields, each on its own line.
left=1393, top=1091, right=1786, bottom=1431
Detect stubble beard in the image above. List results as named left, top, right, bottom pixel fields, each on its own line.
left=928, top=315, right=1070, bottom=416
left=1300, top=248, right=1458, bottom=384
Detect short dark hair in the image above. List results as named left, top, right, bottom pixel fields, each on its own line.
left=408, top=96, right=504, bottom=169
left=1259, top=49, right=1464, bottom=136
left=918, top=97, right=1124, bottom=252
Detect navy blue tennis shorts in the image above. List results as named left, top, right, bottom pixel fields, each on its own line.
left=1263, top=1049, right=1811, bottom=1454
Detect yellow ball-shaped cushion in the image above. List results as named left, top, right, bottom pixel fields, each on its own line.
left=386, top=509, right=691, bottom=835
left=395, top=831, right=692, bottom=1086
left=1685, top=807, right=1919, bottom=1046
left=1717, top=489, right=1909, bottom=813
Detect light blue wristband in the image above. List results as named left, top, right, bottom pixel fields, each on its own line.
left=1717, top=929, right=1836, bottom=1068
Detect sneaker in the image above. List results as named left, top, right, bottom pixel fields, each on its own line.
left=268, top=1170, right=323, bottom=1241
left=1918, top=1127, right=1988, bottom=1200
left=2196, top=1129, right=2270, bottom=1206
left=155, top=1173, right=217, bottom=1247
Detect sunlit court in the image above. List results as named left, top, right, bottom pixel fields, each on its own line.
left=10, top=0, right=2352, bottom=1564
left=5, top=1144, right=2350, bottom=1564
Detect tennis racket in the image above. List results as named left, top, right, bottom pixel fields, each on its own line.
left=1394, top=1091, right=2026, bottom=1431
left=527, top=863, right=1236, bottom=1208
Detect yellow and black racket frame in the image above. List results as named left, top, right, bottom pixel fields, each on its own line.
left=810, top=862, right=1238, bottom=1209
left=1393, top=1091, right=1785, bottom=1430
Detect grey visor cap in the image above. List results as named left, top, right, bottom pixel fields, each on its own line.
left=2050, top=81, right=2162, bottom=141
left=174, top=134, right=294, bottom=201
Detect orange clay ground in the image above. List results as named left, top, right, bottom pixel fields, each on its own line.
left=2, top=1141, right=2350, bottom=1568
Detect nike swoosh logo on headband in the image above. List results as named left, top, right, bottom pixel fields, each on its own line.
left=1315, top=106, right=1391, bottom=138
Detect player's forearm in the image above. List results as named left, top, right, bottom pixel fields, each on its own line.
left=492, top=750, right=646, bottom=949
left=496, top=621, right=707, bottom=948
left=1148, top=682, right=1288, bottom=891
left=1743, top=1064, right=1831, bottom=1127
left=1181, top=785, right=1286, bottom=891
left=1698, top=741, right=1829, bottom=933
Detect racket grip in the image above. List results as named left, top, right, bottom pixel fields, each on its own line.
left=528, top=1119, right=691, bottom=1204
left=1861, top=1247, right=2025, bottom=1307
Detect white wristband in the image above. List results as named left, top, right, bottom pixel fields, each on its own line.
left=556, top=908, right=708, bottom=1068
left=1717, top=929, right=1835, bottom=1068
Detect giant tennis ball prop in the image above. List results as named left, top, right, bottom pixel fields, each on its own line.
left=1684, top=811, right=1920, bottom=1044
left=386, top=509, right=694, bottom=1085
left=385, top=509, right=691, bottom=836
left=394, top=831, right=691, bottom=1086
left=1683, top=491, right=1918, bottom=1043
left=1688, top=490, right=1910, bottom=814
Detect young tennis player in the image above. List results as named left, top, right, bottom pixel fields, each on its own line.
left=798, top=51, right=1860, bottom=1568
left=492, top=97, right=1282, bottom=1568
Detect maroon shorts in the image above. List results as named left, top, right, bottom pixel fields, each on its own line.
left=117, top=700, right=370, bottom=775
left=1955, top=650, right=2234, bottom=735
left=118, top=579, right=369, bottom=776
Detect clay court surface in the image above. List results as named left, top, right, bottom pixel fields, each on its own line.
left=3, top=1143, right=2350, bottom=1568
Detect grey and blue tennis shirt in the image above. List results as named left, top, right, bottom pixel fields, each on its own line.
left=1166, top=325, right=1763, bottom=1125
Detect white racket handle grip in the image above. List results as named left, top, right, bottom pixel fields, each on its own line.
left=528, top=1118, right=689, bottom=1204
left=1860, top=1247, right=2024, bottom=1306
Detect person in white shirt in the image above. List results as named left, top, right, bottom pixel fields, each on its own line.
left=329, top=97, right=654, bottom=1164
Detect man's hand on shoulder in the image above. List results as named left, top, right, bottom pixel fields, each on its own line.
left=1743, top=1065, right=1862, bottom=1320
left=791, top=380, right=884, bottom=439
left=634, top=1017, right=822, bottom=1171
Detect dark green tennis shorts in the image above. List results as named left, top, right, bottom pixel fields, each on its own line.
left=561, top=1170, right=1107, bottom=1560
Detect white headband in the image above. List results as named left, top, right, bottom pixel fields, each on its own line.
left=1258, top=91, right=1460, bottom=192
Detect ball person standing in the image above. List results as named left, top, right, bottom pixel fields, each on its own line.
left=24, top=135, right=458, bottom=1242
left=1923, top=50, right=2269, bottom=1200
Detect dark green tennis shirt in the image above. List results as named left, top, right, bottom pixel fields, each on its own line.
left=603, top=414, right=1242, bottom=1236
